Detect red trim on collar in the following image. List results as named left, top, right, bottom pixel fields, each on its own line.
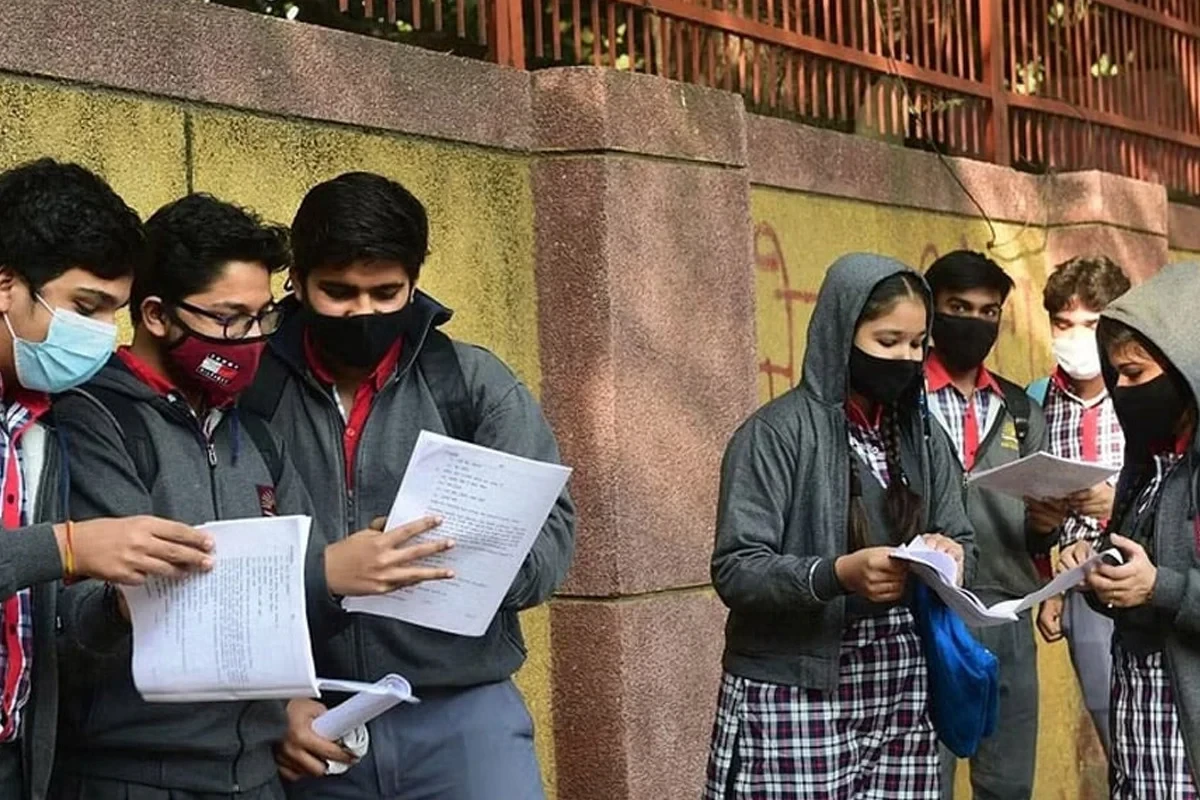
left=302, top=330, right=402, bottom=391
left=846, top=396, right=884, bottom=429
left=116, top=347, right=176, bottom=397
left=926, top=349, right=1003, bottom=396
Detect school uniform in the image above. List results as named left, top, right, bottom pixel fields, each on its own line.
left=925, top=351, right=1046, bottom=800
left=1089, top=263, right=1200, bottom=798
left=1030, top=369, right=1124, bottom=753
left=704, top=255, right=977, bottom=799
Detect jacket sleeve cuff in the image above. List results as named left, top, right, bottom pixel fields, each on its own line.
left=3, top=524, right=63, bottom=592
left=1150, top=566, right=1187, bottom=615
left=809, top=558, right=843, bottom=602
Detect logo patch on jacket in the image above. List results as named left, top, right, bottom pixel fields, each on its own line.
left=1000, top=419, right=1020, bottom=452
left=257, top=485, right=278, bottom=517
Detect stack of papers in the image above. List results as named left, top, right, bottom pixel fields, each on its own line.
left=343, top=432, right=572, bottom=637
left=123, top=516, right=416, bottom=703
left=890, top=537, right=1121, bottom=628
left=967, top=452, right=1119, bottom=500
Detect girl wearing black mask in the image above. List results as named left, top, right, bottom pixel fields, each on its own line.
left=1059, top=262, right=1200, bottom=799
left=704, top=254, right=976, bottom=799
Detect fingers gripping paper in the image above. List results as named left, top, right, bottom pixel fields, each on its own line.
left=342, top=431, right=572, bottom=637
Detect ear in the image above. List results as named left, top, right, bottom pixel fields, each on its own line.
left=0, top=267, right=17, bottom=316
left=289, top=268, right=304, bottom=302
left=140, top=297, right=171, bottom=339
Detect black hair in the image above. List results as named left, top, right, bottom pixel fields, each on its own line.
left=925, top=250, right=1015, bottom=304
left=0, top=158, right=144, bottom=290
left=290, top=172, right=429, bottom=285
left=1044, top=256, right=1130, bottom=315
left=848, top=272, right=929, bottom=549
left=133, top=193, right=289, bottom=324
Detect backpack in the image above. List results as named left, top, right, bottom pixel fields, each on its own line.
left=67, top=385, right=284, bottom=489
left=994, top=375, right=1038, bottom=457
left=244, top=328, right=477, bottom=443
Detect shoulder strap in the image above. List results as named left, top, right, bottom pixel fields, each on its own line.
left=1027, top=376, right=1051, bottom=406
left=994, top=376, right=1033, bottom=452
left=239, top=412, right=285, bottom=486
left=240, top=350, right=289, bottom=421
left=66, top=386, right=158, bottom=486
left=417, top=330, right=477, bottom=442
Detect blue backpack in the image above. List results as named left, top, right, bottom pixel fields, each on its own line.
left=911, top=583, right=999, bottom=757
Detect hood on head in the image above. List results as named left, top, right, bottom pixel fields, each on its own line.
left=800, top=253, right=930, bottom=404
left=1099, top=261, right=1200, bottom=451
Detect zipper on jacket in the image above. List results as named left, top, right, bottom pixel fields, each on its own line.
left=166, top=394, right=222, bottom=517
left=230, top=702, right=251, bottom=793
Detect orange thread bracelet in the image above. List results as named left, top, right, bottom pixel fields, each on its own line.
left=64, top=521, right=76, bottom=579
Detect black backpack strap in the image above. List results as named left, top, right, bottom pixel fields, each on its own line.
left=64, top=387, right=158, bottom=488
left=416, top=330, right=477, bottom=442
left=994, top=376, right=1033, bottom=454
left=239, top=412, right=285, bottom=486
left=240, top=349, right=290, bottom=421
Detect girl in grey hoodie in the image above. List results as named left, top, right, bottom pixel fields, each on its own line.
left=704, top=254, right=976, bottom=799
left=1061, top=261, right=1200, bottom=799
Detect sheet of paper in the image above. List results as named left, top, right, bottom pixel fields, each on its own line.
left=343, top=431, right=571, bottom=636
left=891, top=538, right=1123, bottom=627
left=312, top=674, right=418, bottom=741
left=966, top=452, right=1119, bottom=500
left=122, top=515, right=319, bottom=702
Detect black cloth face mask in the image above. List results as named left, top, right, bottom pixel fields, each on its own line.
left=849, top=346, right=922, bottom=406
left=1112, top=372, right=1191, bottom=456
left=304, top=304, right=413, bottom=371
left=931, top=313, right=999, bottom=372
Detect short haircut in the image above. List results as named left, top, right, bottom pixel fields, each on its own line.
left=290, top=172, right=429, bottom=285
left=924, top=250, right=1016, bottom=303
left=0, top=158, right=144, bottom=291
left=1043, top=256, right=1131, bottom=315
left=133, top=193, right=289, bottom=324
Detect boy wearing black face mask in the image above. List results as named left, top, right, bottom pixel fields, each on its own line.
left=242, top=173, right=575, bottom=799
left=923, top=251, right=1047, bottom=800
left=49, top=194, right=453, bottom=800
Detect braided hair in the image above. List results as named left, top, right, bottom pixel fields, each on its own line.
left=846, top=272, right=927, bottom=549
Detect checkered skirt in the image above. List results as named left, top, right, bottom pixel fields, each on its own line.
left=1110, top=647, right=1199, bottom=800
left=703, top=607, right=939, bottom=800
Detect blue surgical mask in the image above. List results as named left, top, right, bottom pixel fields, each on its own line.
left=5, top=295, right=117, bottom=393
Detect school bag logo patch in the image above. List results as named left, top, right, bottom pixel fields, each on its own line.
left=257, top=485, right=278, bottom=517
left=198, top=353, right=238, bottom=386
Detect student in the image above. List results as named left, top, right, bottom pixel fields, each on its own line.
left=703, top=254, right=976, bottom=800
left=0, top=160, right=214, bottom=800
left=50, top=194, right=454, bottom=800
left=1027, top=256, right=1130, bottom=754
left=921, top=251, right=1047, bottom=800
left=1059, top=261, right=1200, bottom=798
left=242, top=172, right=575, bottom=799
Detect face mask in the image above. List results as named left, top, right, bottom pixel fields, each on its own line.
left=165, top=330, right=266, bottom=408
left=305, top=304, right=411, bottom=371
left=5, top=295, right=117, bottom=394
left=849, top=346, right=922, bottom=406
left=1052, top=332, right=1102, bottom=380
left=1112, top=373, right=1190, bottom=456
left=931, top=313, right=999, bottom=372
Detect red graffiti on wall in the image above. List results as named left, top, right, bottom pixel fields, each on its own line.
left=755, top=221, right=810, bottom=400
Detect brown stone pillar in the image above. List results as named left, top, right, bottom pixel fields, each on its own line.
left=531, top=68, right=757, bottom=800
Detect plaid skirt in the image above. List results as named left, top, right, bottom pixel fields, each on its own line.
left=1110, top=647, right=1199, bottom=800
left=703, top=607, right=939, bottom=800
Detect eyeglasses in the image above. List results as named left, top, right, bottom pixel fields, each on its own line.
left=173, top=300, right=284, bottom=340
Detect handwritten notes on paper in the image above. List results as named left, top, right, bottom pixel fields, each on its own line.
left=342, top=432, right=572, bottom=636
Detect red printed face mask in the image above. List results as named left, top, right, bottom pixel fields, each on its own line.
left=165, top=332, right=266, bottom=409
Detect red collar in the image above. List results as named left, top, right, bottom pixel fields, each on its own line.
left=4, top=385, right=49, bottom=423
left=846, top=395, right=884, bottom=429
left=926, top=350, right=1003, bottom=396
left=303, top=331, right=403, bottom=391
left=117, top=347, right=177, bottom=397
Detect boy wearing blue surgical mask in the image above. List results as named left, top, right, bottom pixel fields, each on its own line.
left=0, top=159, right=213, bottom=800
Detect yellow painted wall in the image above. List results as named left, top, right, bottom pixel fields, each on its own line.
left=0, top=74, right=557, bottom=797
left=1171, top=249, right=1200, bottom=264
left=752, top=186, right=1108, bottom=800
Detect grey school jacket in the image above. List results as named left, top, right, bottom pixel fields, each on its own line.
left=50, top=357, right=336, bottom=794
left=712, top=253, right=977, bottom=691
left=241, top=293, right=576, bottom=691
left=1095, top=261, right=1200, bottom=779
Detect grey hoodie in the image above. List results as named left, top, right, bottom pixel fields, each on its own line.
left=1096, top=261, right=1200, bottom=778
left=712, top=254, right=977, bottom=691
left=50, top=355, right=335, bottom=794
